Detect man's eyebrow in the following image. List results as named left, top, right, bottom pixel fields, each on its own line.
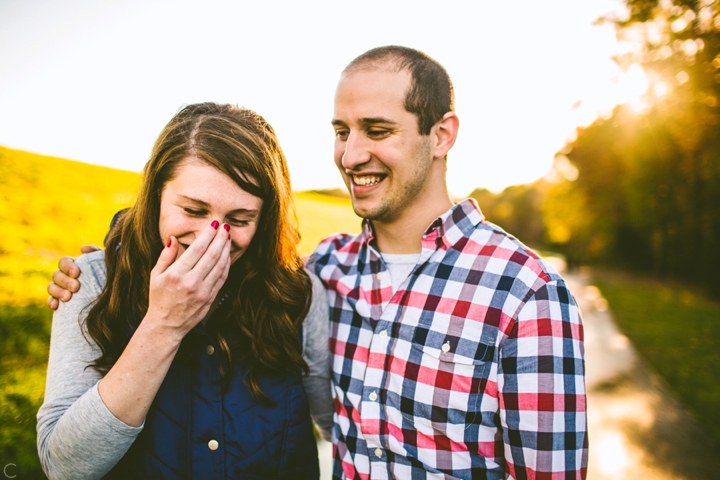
left=178, top=195, right=260, bottom=217
left=360, top=117, right=398, bottom=126
left=331, top=117, right=398, bottom=127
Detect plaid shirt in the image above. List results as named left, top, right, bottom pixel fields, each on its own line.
left=309, top=199, right=587, bottom=480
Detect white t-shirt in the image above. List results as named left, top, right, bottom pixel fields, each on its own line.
left=382, top=252, right=421, bottom=294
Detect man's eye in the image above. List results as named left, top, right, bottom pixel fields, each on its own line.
left=335, top=130, right=349, bottom=139
left=184, top=208, right=206, bottom=216
left=368, top=129, right=389, bottom=138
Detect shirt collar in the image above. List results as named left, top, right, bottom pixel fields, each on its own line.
left=359, top=198, right=485, bottom=251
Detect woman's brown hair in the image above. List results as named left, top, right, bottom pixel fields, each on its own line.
left=84, top=103, right=311, bottom=402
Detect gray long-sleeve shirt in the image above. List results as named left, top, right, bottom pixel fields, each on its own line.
left=36, top=250, right=333, bottom=480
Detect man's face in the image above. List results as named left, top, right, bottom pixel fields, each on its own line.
left=332, top=68, right=435, bottom=223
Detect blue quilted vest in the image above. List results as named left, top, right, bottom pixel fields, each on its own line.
left=105, top=318, right=319, bottom=479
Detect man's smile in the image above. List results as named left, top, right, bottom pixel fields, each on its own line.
left=352, top=174, right=385, bottom=186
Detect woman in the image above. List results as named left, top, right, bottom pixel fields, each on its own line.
left=36, top=103, right=332, bottom=479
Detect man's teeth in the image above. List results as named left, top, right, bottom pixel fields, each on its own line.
left=353, top=175, right=382, bottom=186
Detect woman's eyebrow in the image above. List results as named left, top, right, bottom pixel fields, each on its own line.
left=178, top=195, right=211, bottom=207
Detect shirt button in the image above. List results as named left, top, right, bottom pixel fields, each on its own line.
left=208, top=439, right=219, bottom=451
left=206, top=345, right=215, bottom=355
left=369, top=391, right=378, bottom=401
left=376, top=272, right=384, bottom=281
left=374, top=448, right=383, bottom=458
left=379, top=330, right=388, bottom=339
left=441, top=341, right=451, bottom=353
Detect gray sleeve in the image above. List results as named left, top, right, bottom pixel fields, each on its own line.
left=36, top=250, right=143, bottom=480
left=301, top=269, right=333, bottom=442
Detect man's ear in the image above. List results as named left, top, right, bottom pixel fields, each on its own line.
left=432, top=112, right=459, bottom=160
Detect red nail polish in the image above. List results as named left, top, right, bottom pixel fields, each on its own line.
left=228, top=234, right=231, bottom=240
left=223, top=224, right=230, bottom=232
left=167, top=238, right=172, bottom=247
left=211, top=220, right=219, bottom=229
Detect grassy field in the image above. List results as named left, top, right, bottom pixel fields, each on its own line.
left=295, top=191, right=361, bottom=256
left=0, top=146, right=361, bottom=475
left=0, top=146, right=359, bottom=306
left=0, top=146, right=142, bottom=306
left=593, top=270, right=720, bottom=447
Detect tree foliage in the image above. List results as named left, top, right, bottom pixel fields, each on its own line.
left=545, top=0, right=720, bottom=296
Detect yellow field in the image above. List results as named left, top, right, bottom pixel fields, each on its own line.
left=0, top=146, right=360, bottom=305
left=295, top=191, right=361, bottom=256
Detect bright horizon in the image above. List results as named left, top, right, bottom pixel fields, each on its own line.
left=0, top=0, right=641, bottom=196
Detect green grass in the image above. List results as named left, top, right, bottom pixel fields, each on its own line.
left=0, top=304, right=52, bottom=476
left=593, top=270, right=720, bottom=447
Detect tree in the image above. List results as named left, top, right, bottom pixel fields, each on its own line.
left=550, top=0, right=720, bottom=295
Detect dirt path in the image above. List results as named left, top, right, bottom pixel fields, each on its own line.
left=565, top=269, right=720, bottom=479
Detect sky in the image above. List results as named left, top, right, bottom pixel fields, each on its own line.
left=0, top=0, right=641, bottom=196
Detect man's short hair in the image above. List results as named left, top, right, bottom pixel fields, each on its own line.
left=343, top=45, right=455, bottom=135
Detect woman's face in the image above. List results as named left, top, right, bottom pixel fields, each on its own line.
left=158, top=158, right=263, bottom=264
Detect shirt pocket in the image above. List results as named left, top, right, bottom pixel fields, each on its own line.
left=392, top=322, right=496, bottom=434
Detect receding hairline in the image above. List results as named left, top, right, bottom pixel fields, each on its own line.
left=338, top=57, right=414, bottom=101
left=342, top=54, right=410, bottom=77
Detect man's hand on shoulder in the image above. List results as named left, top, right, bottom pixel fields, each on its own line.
left=46, top=245, right=102, bottom=310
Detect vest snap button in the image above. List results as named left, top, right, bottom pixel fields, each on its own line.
left=206, top=345, right=215, bottom=355
left=208, top=439, right=219, bottom=451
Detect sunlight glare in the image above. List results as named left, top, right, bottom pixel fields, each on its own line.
left=616, top=64, right=649, bottom=104
left=676, top=71, right=690, bottom=85
left=597, top=432, right=628, bottom=475
left=653, top=81, right=668, bottom=97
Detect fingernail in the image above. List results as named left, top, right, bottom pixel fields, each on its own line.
left=228, top=233, right=231, bottom=240
left=223, top=224, right=230, bottom=232
left=211, top=220, right=220, bottom=230
left=167, top=237, right=172, bottom=248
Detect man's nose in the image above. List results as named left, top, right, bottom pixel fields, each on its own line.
left=341, top=132, right=371, bottom=171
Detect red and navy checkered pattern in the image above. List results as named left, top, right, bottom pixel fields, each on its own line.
left=309, top=199, right=587, bottom=480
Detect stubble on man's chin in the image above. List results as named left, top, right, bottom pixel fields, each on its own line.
left=351, top=201, right=394, bottom=224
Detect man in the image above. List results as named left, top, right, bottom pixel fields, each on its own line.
left=50, top=46, right=588, bottom=479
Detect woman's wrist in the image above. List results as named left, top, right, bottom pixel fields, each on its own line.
left=135, top=313, right=187, bottom=350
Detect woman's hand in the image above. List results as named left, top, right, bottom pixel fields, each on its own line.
left=98, top=220, right=231, bottom=427
left=146, top=220, right=232, bottom=340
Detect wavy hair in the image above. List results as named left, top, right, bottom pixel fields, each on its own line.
left=84, top=103, right=311, bottom=402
